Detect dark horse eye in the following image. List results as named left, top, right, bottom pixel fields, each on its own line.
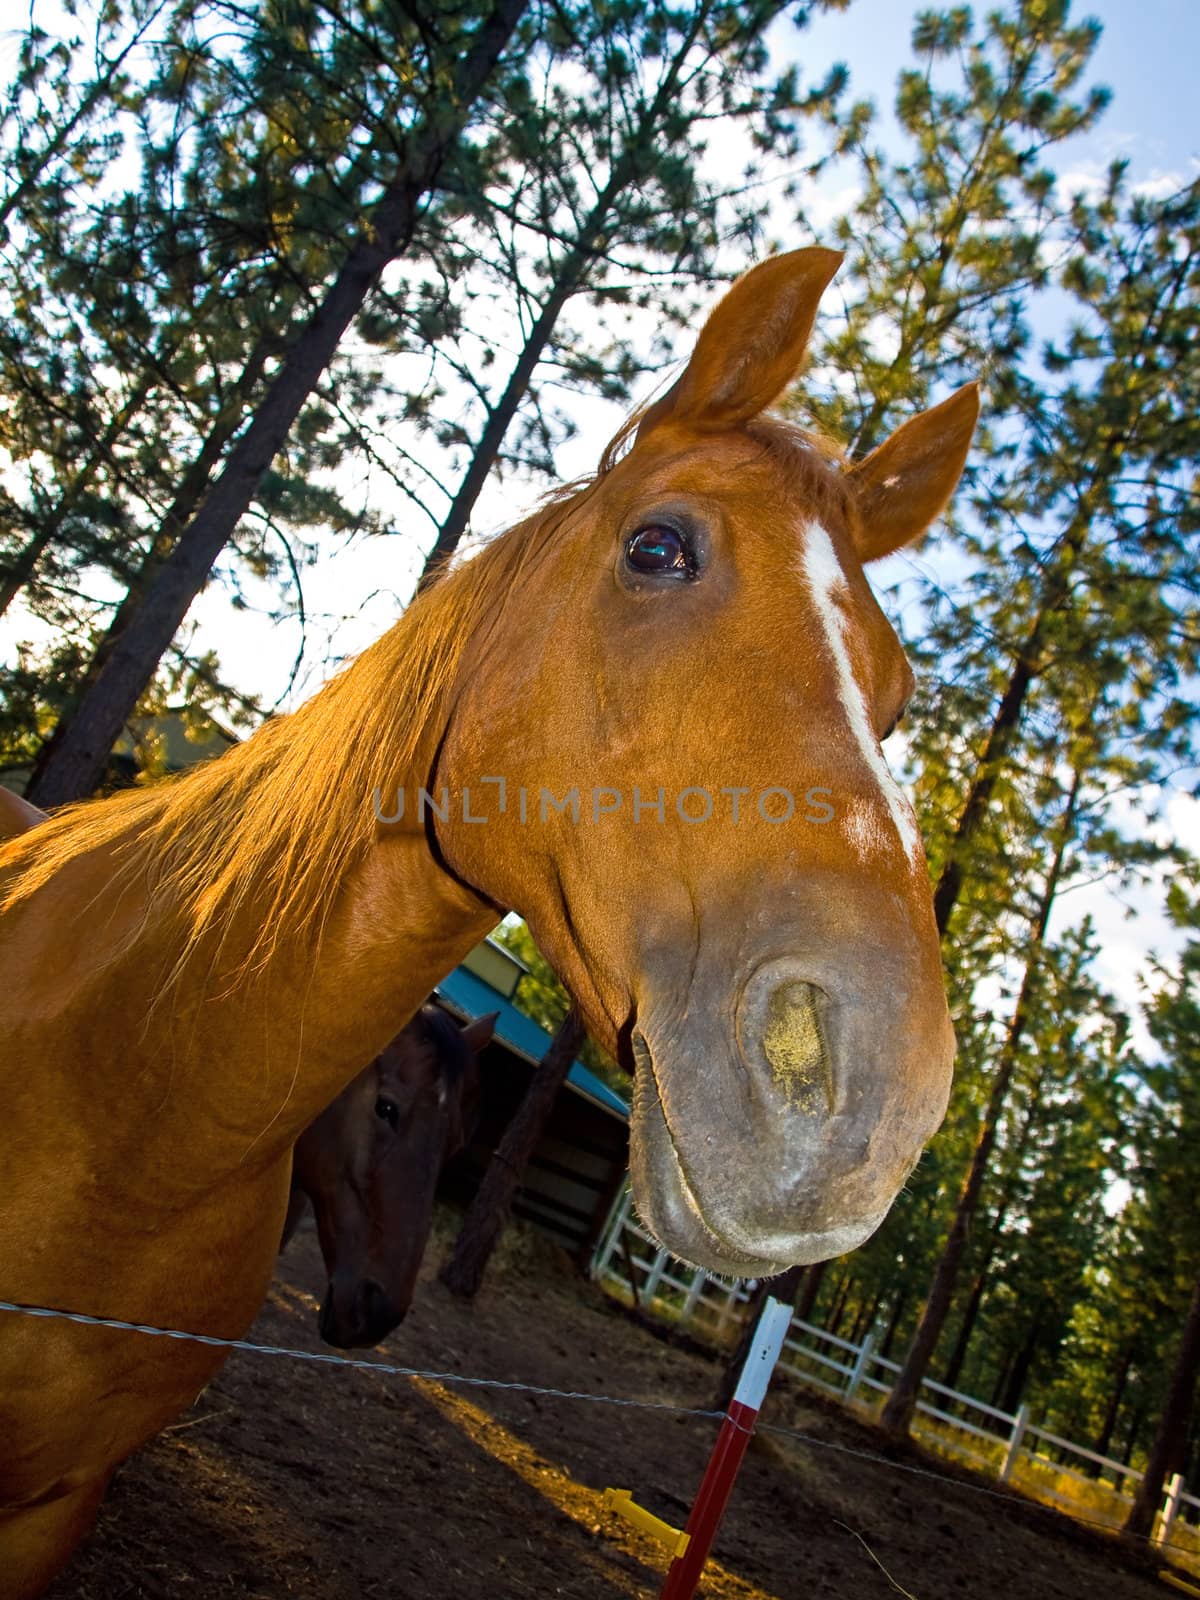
left=626, top=524, right=689, bottom=575
left=374, top=1096, right=399, bottom=1129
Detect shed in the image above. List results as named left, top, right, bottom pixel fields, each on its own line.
left=433, top=938, right=630, bottom=1263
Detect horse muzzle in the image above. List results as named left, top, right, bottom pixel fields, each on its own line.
left=318, top=1276, right=404, bottom=1349
left=627, top=941, right=954, bottom=1277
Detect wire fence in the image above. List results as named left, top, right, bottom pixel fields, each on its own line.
left=0, top=1297, right=723, bottom=1421
left=0, top=1288, right=1189, bottom=1566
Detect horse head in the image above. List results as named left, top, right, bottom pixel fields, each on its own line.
left=431, top=250, right=977, bottom=1277
left=295, top=1005, right=497, bottom=1348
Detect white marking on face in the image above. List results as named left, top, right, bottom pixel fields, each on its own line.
left=799, top=522, right=922, bottom=865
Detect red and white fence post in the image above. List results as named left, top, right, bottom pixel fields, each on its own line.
left=658, top=1295, right=794, bottom=1600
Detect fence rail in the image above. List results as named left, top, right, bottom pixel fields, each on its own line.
left=591, top=1186, right=1200, bottom=1558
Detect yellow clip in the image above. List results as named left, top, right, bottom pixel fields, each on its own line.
left=602, top=1488, right=691, bottom=1559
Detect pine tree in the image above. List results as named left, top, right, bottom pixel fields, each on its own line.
left=2, top=0, right=444, bottom=752
left=800, top=0, right=1110, bottom=456
left=1121, top=890, right=1200, bottom=1540
left=915, top=172, right=1200, bottom=939
left=20, top=0, right=531, bottom=806
left=414, top=0, right=845, bottom=585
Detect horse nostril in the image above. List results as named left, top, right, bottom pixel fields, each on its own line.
left=318, top=1285, right=343, bottom=1348
left=740, top=971, right=834, bottom=1116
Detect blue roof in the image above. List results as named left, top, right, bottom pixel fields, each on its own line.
left=435, top=965, right=629, bottom=1122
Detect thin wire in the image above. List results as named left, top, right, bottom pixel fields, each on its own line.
left=834, top=1520, right=920, bottom=1600
left=0, top=1300, right=723, bottom=1421
left=760, top=1417, right=1031, bottom=1501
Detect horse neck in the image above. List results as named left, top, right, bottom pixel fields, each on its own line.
left=12, top=822, right=494, bottom=1183
left=1, top=612, right=500, bottom=1182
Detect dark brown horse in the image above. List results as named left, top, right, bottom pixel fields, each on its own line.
left=282, top=1005, right=496, bottom=1348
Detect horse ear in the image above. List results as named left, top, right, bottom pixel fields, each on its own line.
left=846, top=384, right=980, bottom=563
left=460, top=1012, right=498, bottom=1055
left=636, top=248, right=843, bottom=440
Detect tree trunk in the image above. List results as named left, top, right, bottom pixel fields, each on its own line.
left=1122, top=1401, right=1146, bottom=1468
left=942, top=1260, right=990, bottom=1393
left=931, top=407, right=1143, bottom=942
left=25, top=338, right=274, bottom=796
left=416, top=237, right=605, bottom=589
left=1093, top=1341, right=1134, bottom=1475
left=880, top=1290, right=909, bottom=1362
left=880, top=763, right=1084, bottom=1441
left=991, top=1354, right=1013, bottom=1411
left=439, top=1008, right=584, bottom=1300
left=827, top=1275, right=854, bottom=1339
left=998, top=1316, right=1042, bottom=1416
left=850, top=1293, right=880, bottom=1347
left=1124, top=1272, right=1200, bottom=1543
left=26, top=0, right=527, bottom=808
left=931, top=637, right=1040, bottom=936
left=943, top=1063, right=1045, bottom=1393
left=795, top=1259, right=829, bottom=1323
left=878, top=1043, right=1019, bottom=1440
left=415, top=0, right=716, bottom=591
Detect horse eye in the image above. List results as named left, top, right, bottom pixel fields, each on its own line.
left=374, top=1096, right=399, bottom=1129
left=625, top=524, right=689, bottom=575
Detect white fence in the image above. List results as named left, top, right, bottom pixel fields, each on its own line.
left=591, top=1186, right=1199, bottom=1557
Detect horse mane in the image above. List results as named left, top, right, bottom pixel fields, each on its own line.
left=0, top=476, right=599, bottom=992
left=1, top=404, right=847, bottom=997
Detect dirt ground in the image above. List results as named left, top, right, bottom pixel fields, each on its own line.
left=45, top=1213, right=1179, bottom=1600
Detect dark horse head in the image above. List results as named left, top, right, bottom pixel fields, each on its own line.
left=284, top=1004, right=497, bottom=1347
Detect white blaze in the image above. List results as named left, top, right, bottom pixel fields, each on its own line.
left=799, top=522, right=922, bottom=866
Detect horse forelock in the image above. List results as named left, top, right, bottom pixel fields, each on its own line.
left=414, top=1004, right=475, bottom=1092
left=743, top=414, right=854, bottom=533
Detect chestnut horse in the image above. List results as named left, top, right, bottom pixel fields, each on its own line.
left=0, top=248, right=977, bottom=1594
left=283, top=1005, right=496, bottom=1347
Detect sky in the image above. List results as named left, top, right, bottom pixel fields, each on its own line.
left=797, top=0, right=1198, bottom=191
left=3, top=0, right=1198, bottom=1041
